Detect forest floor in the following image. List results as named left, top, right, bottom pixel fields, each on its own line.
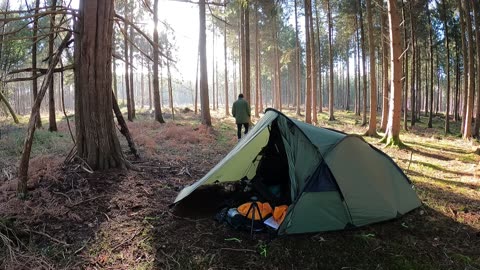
left=0, top=108, right=479, bottom=270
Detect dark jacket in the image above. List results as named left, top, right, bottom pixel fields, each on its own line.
left=232, top=98, right=251, bottom=124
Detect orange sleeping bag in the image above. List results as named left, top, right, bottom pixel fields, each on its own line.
left=237, top=202, right=273, bottom=220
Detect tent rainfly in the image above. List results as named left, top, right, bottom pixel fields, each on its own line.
left=174, top=108, right=422, bottom=235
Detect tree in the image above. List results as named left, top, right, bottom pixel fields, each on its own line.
left=462, top=0, right=474, bottom=139
left=472, top=1, right=480, bottom=137
left=380, top=6, right=389, bottom=132
left=427, top=5, right=434, bottom=128
left=327, top=0, right=334, bottom=121
left=199, top=0, right=212, bottom=126
left=48, top=0, right=58, bottom=132
left=305, top=0, right=312, bottom=123
left=294, top=0, right=301, bottom=116
left=17, top=32, right=72, bottom=197
left=74, top=0, right=126, bottom=170
left=365, top=0, right=377, bottom=136
left=152, top=0, right=165, bottom=123
left=123, top=0, right=132, bottom=121
left=442, top=0, right=451, bottom=134
left=382, top=0, right=403, bottom=146
left=32, top=0, right=41, bottom=128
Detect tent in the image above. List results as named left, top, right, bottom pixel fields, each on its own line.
left=174, top=108, right=422, bottom=235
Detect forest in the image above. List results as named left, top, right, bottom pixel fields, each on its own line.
left=0, top=0, right=479, bottom=269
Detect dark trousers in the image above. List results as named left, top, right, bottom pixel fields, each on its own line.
left=237, top=123, right=249, bottom=139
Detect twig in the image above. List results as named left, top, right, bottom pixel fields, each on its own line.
left=71, top=195, right=105, bottom=207
left=74, top=237, right=91, bottom=254
left=112, top=229, right=142, bottom=251
left=220, top=247, right=256, bottom=253
left=52, top=191, right=72, bottom=203
left=160, top=250, right=181, bottom=268
left=26, top=229, right=70, bottom=246
left=407, top=151, right=413, bottom=172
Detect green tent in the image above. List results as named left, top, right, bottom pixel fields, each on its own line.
left=174, top=109, right=421, bottom=235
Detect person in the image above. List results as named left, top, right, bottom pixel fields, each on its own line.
left=232, top=93, right=251, bottom=140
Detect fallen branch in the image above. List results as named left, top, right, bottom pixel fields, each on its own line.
left=26, top=229, right=70, bottom=246
left=71, top=195, right=106, bottom=207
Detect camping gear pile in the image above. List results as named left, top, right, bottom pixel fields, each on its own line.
left=174, top=109, right=422, bottom=235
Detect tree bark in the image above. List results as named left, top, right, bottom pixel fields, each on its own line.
left=225, top=5, right=231, bottom=116
left=152, top=0, right=165, bottom=123
left=380, top=6, right=389, bottom=132
left=462, top=0, right=474, bottom=139
left=359, top=0, right=367, bottom=126
left=315, top=0, right=322, bottom=114
left=409, top=2, right=416, bottom=127
left=304, top=0, right=312, bottom=123
left=327, top=0, right=334, bottom=121
left=244, top=1, right=251, bottom=104
left=199, top=0, right=211, bottom=126
left=112, top=90, right=138, bottom=158
left=167, top=57, right=174, bottom=120
left=472, top=1, right=480, bottom=137
left=253, top=0, right=259, bottom=117
left=401, top=0, right=409, bottom=131
left=74, top=0, right=126, bottom=170
left=427, top=6, right=434, bottom=128
left=124, top=0, right=132, bottom=121
left=443, top=0, right=451, bottom=134
left=310, top=3, right=318, bottom=124
left=365, top=0, right=377, bottom=136
left=48, top=0, right=58, bottom=132
left=383, top=0, right=403, bottom=146
left=294, top=0, right=301, bottom=116
left=32, top=0, right=41, bottom=128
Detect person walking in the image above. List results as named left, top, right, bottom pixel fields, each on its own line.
left=232, top=93, right=251, bottom=140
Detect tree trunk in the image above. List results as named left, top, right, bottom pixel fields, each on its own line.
left=310, top=3, right=318, bottom=124
left=167, top=57, right=174, bottom=120
left=463, top=0, right=474, bottom=139
left=427, top=7, right=434, bottom=128
left=383, top=0, right=403, bottom=146
left=148, top=63, right=152, bottom=110
left=472, top=1, right=480, bottom=137
left=74, top=0, right=126, bottom=170
left=199, top=0, right=211, bottom=126
left=365, top=0, right=377, bottom=136
left=124, top=1, right=132, bottom=121
left=194, top=49, right=199, bottom=114
left=274, top=13, right=281, bottom=110
left=443, top=0, right=451, bottom=133
left=32, top=0, right=41, bottom=128
left=18, top=32, right=72, bottom=197
left=48, top=0, right=58, bottom=132
left=153, top=0, right=165, bottom=123
left=294, top=0, right=301, bottom=116
left=225, top=6, right=231, bottom=116
left=254, top=0, right=259, bottom=117
left=112, top=91, right=138, bottom=158
left=0, top=87, right=19, bottom=124
left=129, top=1, right=135, bottom=119
left=359, top=0, right=367, bottom=126
left=244, top=2, right=251, bottom=104
left=212, top=25, right=216, bottom=110
left=140, top=58, right=144, bottom=108
left=304, top=0, right=312, bottom=123
left=402, top=0, right=409, bottom=131
left=380, top=6, right=389, bottom=132
left=409, top=2, right=416, bottom=127
left=315, top=0, right=322, bottom=114
left=327, top=0, right=334, bottom=121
